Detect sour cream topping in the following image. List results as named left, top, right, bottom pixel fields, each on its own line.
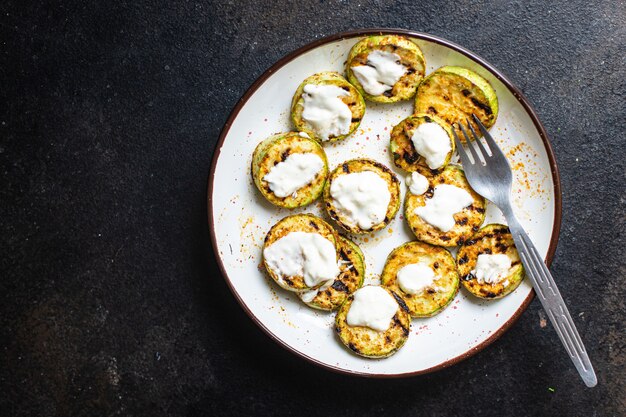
left=396, top=262, right=437, bottom=294
left=330, top=171, right=391, bottom=230
left=414, top=184, right=473, bottom=232
left=263, top=153, right=324, bottom=198
left=346, top=286, right=398, bottom=332
left=351, top=50, right=407, bottom=96
left=263, top=232, right=340, bottom=288
left=405, top=171, right=429, bottom=195
left=299, top=279, right=334, bottom=303
left=471, top=254, right=512, bottom=284
left=410, top=123, right=452, bottom=169
left=301, top=84, right=352, bottom=141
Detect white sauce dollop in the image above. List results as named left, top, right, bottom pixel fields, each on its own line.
left=351, top=50, right=407, bottom=96
left=330, top=171, right=391, bottom=230
left=346, top=286, right=398, bottom=332
left=263, top=153, right=324, bottom=198
left=471, top=254, right=512, bottom=284
left=396, top=262, right=437, bottom=295
left=302, top=84, right=352, bottom=141
left=299, top=279, right=334, bottom=303
left=263, top=232, right=340, bottom=288
left=410, top=123, right=452, bottom=169
left=405, top=171, right=429, bottom=195
left=414, top=184, right=473, bottom=232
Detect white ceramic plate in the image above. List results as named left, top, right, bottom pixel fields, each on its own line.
left=208, top=29, right=561, bottom=377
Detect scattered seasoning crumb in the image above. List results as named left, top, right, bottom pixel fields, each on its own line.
left=548, top=387, right=555, bottom=393
left=539, top=309, right=547, bottom=328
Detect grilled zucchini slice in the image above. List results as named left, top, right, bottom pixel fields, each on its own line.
left=414, top=66, right=498, bottom=140
left=324, top=159, right=401, bottom=234
left=405, top=165, right=485, bottom=246
left=291, top=72, right=365, bottom=142
left=389, top=113, right=455, bottom=173
left=298, top=235, right=365, bottom=311
left=345, top=35, right=426, bottom=103
left=263, top=214, right=338, bottom=292
left=251, top=132, right=328, bottom=208
left=335, top=286, right=411, bottom=358
left=381, top=241, right=459, bottom=317
left=457, top=223, right=525, bottom=299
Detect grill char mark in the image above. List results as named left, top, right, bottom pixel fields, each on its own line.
left=403, top=151, right=419, bottom=164
left=392, top=315, right=410, bottom=336
left=462, top=272, right=475, bottom=281
left=470, top=97, right=493, bottom=115
left=331, top=280, right=349, bottom=292
left=391, top=291, right=410, bottom=313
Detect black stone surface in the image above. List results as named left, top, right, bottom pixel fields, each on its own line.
left=1, top=0, right=624, bottom=416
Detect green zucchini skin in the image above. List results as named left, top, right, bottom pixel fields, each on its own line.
left=457, top=223, right=525, bottom=299
left=389, top=113, right=455, bottom=173
left=323, top=158, right=401, bottom=234
left=299, top=235, right=365, bottom=311
left=414, top=66, right=498, bottom=141
left=381, top=241, right=459, bottom=318
left=345, top=35, right=426, bottom=103
left=290, top=71, right=365, bottom=142
left=251, top=132, right=328, bottom=208
left=335, top=286, right=411, bottom=358
left=262, top=214, right=339, bottom=292
left=404, top=165, right=485, bottom=247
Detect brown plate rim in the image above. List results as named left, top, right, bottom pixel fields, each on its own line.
left=206, top=28, right=562, bottom=378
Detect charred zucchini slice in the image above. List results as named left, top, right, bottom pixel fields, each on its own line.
left=298, top=235, right=365, bottom=311
left=381, top=241, right=459, bottom=317
left=324, top=159, right=401, bottom=234
left=414, top=66, right=498, bottom=140
left=389, top=113, right=455, bottom=173
left=457, top=223, right=525, bottom=299
left=405, top=165, right=486, bottom=246
left=291, top=71, right=366, bottom=142
left=262, top=214, right=338, bottom=292
left=251, top=132, right=328, bottom=208
left=335, top=286, right=411, bottom=358
left=346, top=35, right=426, bottom=103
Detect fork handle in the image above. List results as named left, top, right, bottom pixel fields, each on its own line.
left=500, top=205, right=597, bottom=387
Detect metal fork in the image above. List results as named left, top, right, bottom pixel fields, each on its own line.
left=452, top=115, right=597, bottom=387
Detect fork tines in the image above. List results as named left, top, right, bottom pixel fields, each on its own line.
left=452, top=115, right=505, bottom=165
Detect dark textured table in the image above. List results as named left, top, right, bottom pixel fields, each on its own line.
left=1, top=1, right=624, bottom=416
